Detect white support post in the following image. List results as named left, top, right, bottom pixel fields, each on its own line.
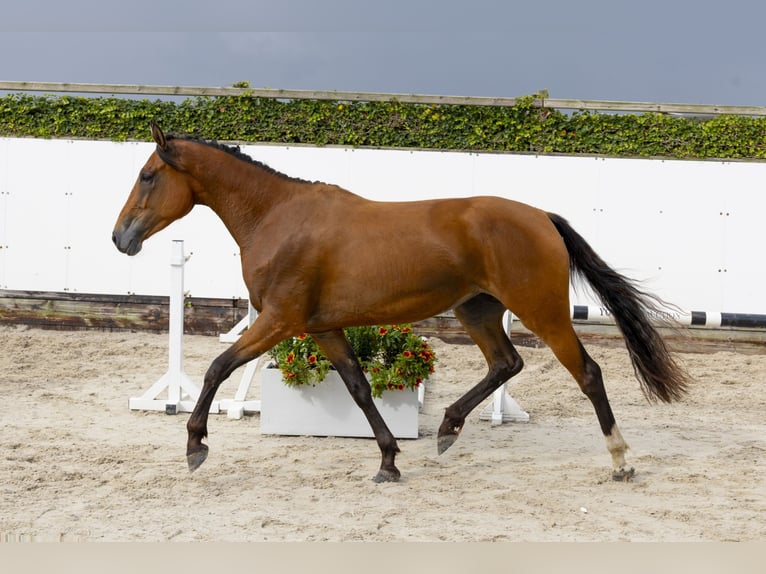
left=129, top=240, right=219, bottom=415
left=479, top=310, right=530, bottom=425
left=219, top=302, right=262, bottom=419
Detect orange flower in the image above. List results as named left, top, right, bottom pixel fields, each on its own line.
left=297, top=333, right=307, bottom=340
left=378, top=327, right=388, bottom=336
left=308, top=354, right=317, bottom=364
left=402, top=350, right=413, bottom=359
left=285, top=352, right=295, bottom=364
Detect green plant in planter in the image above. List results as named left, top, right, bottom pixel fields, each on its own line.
left=269, top=324, right=437, bottom=398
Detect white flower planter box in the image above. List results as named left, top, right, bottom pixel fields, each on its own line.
left=260, top=366, right=420, bottom=439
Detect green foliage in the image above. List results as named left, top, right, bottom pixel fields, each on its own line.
left=269, top=325, right=436, bottom=398
left=1, top=91, right=765, bottom=159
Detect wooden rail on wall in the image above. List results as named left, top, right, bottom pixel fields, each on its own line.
left=3, top=290, right=766, bottom=354
left=2, top=81, right=766, bottom=117
left=0, top=289, right=474, bottom=342
left=0, top=290, right=249, bottom=336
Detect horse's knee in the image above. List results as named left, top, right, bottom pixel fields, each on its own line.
left=343, top=376, right=374, bottom=406
left=204, top=357, right=229, bottom=387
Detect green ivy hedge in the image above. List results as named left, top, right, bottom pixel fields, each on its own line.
left=1, top=92, right=765, bottom=160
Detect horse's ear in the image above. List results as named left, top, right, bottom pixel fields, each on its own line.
left=150, top=122, right=168, bottom=151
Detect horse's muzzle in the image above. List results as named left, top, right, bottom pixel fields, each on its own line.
left=112, top=227, right=143, bottom=256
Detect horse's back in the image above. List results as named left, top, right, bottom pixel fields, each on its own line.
left=351, top=194, right=569, bottom=279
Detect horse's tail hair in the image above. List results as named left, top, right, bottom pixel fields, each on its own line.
left=547, top=212, right=689, bottom=403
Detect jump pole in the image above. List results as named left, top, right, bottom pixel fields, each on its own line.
left=569, top=304, right=766, bottom=329
left=129, top=240, right=219, bottom=415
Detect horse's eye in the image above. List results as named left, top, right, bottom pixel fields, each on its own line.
left=140, top=171, right=154, bottom=184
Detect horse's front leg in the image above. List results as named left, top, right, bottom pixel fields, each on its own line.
left=312, top=330, right=401, bottom=483
left=186, top=314, right=288, bottom=472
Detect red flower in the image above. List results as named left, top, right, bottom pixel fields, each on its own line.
left=297, top=333, right=308, bottom=340
left=285, top=352, right=295, bottom=364
left=308, top=354, right=317, bottom=364
left=402, top=350, right=413, bottom=359
left=378, top=327, right=388, bottom=336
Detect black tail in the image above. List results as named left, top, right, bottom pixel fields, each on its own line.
left=548, top=212, right=689, bottom=403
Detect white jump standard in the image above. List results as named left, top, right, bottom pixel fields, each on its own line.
left=128, top=240, right=219, bottom=415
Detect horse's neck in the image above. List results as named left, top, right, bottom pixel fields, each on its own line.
left=192, top=157, right=294, bottom=247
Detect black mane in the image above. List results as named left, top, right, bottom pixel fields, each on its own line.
left=165, top=133, right=313, bottom=184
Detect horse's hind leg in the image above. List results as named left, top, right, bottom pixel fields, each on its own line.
left=437, top=294, right=524, bottom=454
left=523, top=311, right=634, bottom=481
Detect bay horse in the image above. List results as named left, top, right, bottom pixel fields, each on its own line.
left=113, top=124, right=689, bottom=483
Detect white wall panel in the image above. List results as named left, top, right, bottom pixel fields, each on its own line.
left=718, top=162, right=766, bottom=312
left=4, top=139, right=71, bottom=291
left=66, top=141, right=151, bottom=294
left=1, top=137, right=765, bottom=316
left=0, top=138, right=8, bottom=289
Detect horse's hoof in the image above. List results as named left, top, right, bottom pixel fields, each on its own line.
left=612, top=466, right=635, bottom=482
left=437, top=434, right=458, bottom=455
left=187, top=445, right=209, bottom=473
left=372, top=468, right=400, bottom=483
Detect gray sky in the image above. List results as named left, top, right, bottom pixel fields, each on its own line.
left=2, top=0, right=764, bottom=106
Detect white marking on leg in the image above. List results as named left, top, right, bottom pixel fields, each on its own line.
left=605, top=423, right=630, bottom=472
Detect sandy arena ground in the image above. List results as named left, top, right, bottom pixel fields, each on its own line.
left=1, top=325, right=764, bottom=542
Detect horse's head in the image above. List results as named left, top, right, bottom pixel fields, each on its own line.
left=112, top=123, right=196, bottom=256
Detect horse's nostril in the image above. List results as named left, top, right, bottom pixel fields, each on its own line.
left=112, top=231, right=117, bottom=245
